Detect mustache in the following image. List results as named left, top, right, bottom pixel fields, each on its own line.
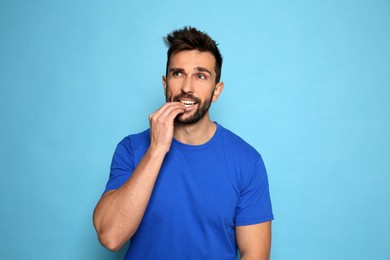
left=172, top=94, right=201, bottom=103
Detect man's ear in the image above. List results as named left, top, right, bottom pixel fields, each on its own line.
left=212, top=82, right=224, bottom=102
left=162, top=75, right=167, bottom=92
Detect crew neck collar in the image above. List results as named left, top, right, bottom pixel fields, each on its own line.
left=171, top=122, right=221, bottom=151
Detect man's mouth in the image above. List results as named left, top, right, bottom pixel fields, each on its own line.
left=179, top=99, right=197, bottom=108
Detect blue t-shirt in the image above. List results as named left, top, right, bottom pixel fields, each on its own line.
left=104, top=123, right=273, bottom=259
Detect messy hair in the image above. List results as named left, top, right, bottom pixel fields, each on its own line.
left=164, top=26, right=223, bottom=83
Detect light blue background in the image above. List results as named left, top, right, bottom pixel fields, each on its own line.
left=1, top=0, right=389, bottom=259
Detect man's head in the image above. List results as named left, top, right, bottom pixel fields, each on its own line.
left=162, top=27, right=224, bottom=125
left=164, top=26, right=223, bottom=84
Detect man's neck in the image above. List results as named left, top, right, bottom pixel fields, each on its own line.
left=173, top=116, right=216, bottom=145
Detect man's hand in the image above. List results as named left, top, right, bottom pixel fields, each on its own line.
left=148, top=102, right=186, bottom=153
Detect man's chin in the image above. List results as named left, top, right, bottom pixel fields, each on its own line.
left=175, top=113, right=201, bottom=125
left=175, top=116, right=196, bottom=125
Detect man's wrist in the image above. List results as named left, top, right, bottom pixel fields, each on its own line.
left=147, top=144, right=169, bottom=159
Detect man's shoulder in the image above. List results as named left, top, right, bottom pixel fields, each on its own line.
left=217, top=123, right=260, bottom=157
left=119, top=128, right=150, bottom=150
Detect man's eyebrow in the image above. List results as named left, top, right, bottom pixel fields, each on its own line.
left=195, top=67, right=213, bottom=77
left=169, top=67, right=213, bottom=78
left=169, top=68, right=185, bottom=73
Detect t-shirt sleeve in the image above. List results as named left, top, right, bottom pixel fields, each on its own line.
left=103, top=137, right=135, bottom=193
left=235, top=156, right=274, bottom=226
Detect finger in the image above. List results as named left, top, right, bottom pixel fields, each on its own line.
left=151, top=102, right=184, bottom=122
left=150, top=102, right=181, bottom=120
left=159, top=104, right=185, bottom=120
left=165, top=106, right=186, bottom=121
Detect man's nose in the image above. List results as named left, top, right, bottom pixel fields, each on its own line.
left=181, top=77, right=194, bottom=93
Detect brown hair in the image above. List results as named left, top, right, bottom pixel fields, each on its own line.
left=164, top=26, right=223, bottom=83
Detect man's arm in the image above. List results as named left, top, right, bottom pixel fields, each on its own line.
left=93, top=102, right=186, bottom=251
left=236, top=221, right=272, bottom=260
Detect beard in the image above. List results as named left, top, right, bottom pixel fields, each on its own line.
left=165, top=87, right=215, bottom=125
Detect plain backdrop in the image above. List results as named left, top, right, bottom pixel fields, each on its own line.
left=1, top=0, right=389, bottom=259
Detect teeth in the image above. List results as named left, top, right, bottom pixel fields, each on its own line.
left=181, top=100, right=196, bottom=107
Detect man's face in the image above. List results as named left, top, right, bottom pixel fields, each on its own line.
left=163, top=50, right=223, bottom=124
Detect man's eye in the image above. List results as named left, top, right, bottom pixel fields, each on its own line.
left=196, top=74, right=206, bottom=79
left=172, top=71, right=182, bottom=77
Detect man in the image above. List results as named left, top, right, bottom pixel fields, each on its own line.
left=93, top=26, right=274, bottom=259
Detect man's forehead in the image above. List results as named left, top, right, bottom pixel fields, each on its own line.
left=169, top=50, right=216, bottom=71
